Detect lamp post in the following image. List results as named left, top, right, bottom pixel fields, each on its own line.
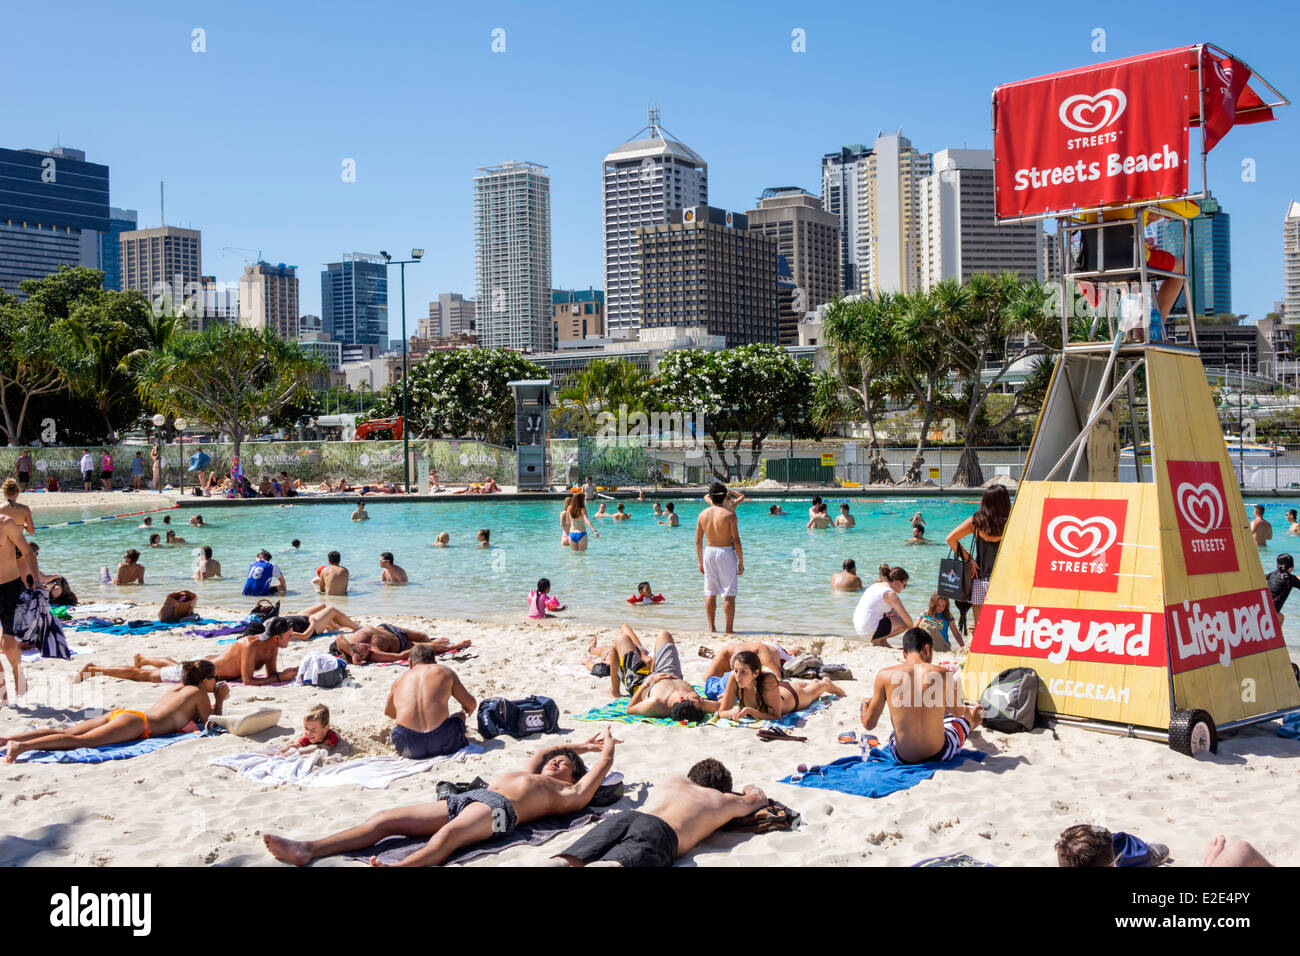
left=151, top=413, right=166, bottom=492
left=380, top=248, right=424, bottom=493
left=175, top=419, right=188, bottom=498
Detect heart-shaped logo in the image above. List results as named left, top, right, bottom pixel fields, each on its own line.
left=1058, top=89, right=1127, bottom=134
left=1045, top=514, right=1117, bottom=559
left=1213, top=60, right=1234, bottom=87
left=1175, top=481, right=1223, bottom=535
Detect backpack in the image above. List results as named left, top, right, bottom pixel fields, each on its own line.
left=979, top=667, right=1039, bottom=733
left=477, top=695, right=560, bottom=739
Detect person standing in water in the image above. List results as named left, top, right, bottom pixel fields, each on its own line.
left=696, top=482, right=744, bottom=633
left=565, top=492, right=599, bottom=553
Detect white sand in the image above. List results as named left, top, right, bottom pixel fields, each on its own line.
left=3, top=607, right=1298, bottom=867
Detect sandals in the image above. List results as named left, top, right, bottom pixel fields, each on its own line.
left=757, top=727, right=807, bottom=743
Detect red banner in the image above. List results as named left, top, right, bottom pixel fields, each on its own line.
left=1166, top=459, right=1238, bottom=575
left=971, top=604, right=1164, bottom=667
left=1033, top=497, right=1127, bottom=592
left=995, top=49, right=1191, bottom=217
left=1166, top=589, right=1284, bottom=673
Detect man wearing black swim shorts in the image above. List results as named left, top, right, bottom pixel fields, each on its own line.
left=551, top=757, right=766, bottom=867
left=0, top=511, right=37, bottom=701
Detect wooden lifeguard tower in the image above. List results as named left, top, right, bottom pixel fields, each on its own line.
left=963, top=45, right=1298, bottom=755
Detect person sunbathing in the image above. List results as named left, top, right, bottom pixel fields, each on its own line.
left=3, top=660, right=227, bottom=762
left=860, top=627, right=982, bottom=764
left=329, top=624, right=470, bottom=664
left=264, top=604, right=362, bottom=641
left=550, top=757, right=765, bottom=867
left=383, top=644, right=476, bottom=759
left=711, top=650, right=845, bottom=720
left=700, top=640, right=794, bottom=680
left=263, top=725, right=618, bottom=867
left=608, top=624, right=714, bottom=722
left=76, top=624, right=297, bottom=686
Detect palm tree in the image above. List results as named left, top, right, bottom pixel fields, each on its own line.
left=895, top=288, right=955, bottom=484
left=822, top=295, right=900, bottom=483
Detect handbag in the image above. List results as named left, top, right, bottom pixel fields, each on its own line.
left=937, top=535, right=973, bottom=602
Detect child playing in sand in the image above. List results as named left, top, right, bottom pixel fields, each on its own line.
left=433, top=531, right=450, bottom=547
left=917, top=593, right=962, bottom=650
left=528, top=578, right=567, bottom=619
left=276, top=704, right=340, bottom=755
left=626, top=581, right=666, bottom=605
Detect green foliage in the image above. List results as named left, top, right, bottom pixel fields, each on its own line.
left=366, top=347, right=546, bottom=444
left=556, top=359, right=653, bottom=436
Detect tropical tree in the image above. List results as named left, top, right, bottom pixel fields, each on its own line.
left=0, top=290, right=80, bottom=445
left=894, top=287, right=956, bottom=484
left=67, top=288, right=157, bottom=441
left=822, top=294, right=901, bottom=483
left=652, top=344, right=813, bottom=481
left=364, top=347, right=546, bottom=444
left=133, top=323, right=326, bottom=463
left=556, top=359, right=652, bottom=435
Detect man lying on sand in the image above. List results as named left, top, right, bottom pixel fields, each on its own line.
left=3, top=660, right=227, bottom=761
left=330, top=623, right=471, bottom=664
left=700, top=641, right=798, bottom=680
left=77, top=625, right=297, bottom=686
left=550, top=757, right=765, bottom=867
left=860, top=627, right=982, bottom=764
left=264, top=604, right=361, bottom=641
left=385, top=644, right=476, bottom=759
left=609, top=624, right=714, bottom=722
left=264, top=726, right=619, bottom=867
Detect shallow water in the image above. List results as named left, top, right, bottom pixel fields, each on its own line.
left=27, top=494, right=1300, bottom=646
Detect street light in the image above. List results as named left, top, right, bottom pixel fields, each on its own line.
left=151, top=414, right=166, bottom=493
left=380, top=247, right=424, bottom=493
left=175, top=419, right=188, bottom=498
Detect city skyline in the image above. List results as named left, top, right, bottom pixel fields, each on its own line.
left=5, top=1, right=1297, bottom=333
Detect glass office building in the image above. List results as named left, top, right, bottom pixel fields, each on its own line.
left=321, top=253, right=388, bottom=346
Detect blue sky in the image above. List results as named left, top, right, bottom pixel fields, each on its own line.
left=6, top=0, right=1298, bottom=332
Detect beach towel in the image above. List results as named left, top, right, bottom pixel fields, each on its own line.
left=708, top=695, right=835, bottom=731
left=1277, top=713, right=1300, bottom=739
left=21, top=643, right=91, bottom=662
left=66, top=617, right=232, bottom=636
left=779, top=748, right=986, bottom=798
left=342, top=809, right=602, bottom=865
left=9, top=731, right=202, bottom=764
left=574, top=694, right=706, bottom=727
left=189, top=623, right=251, bottom=638
left=72, top=602, right=137, bottom=614
left=14, top=587, right=70, bottom=659
left=913, top=853, right=994, bottom=867
left=210, top=746, right=484, bottom=788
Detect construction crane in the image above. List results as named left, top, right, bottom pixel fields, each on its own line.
left=222, top=246, right=263, bottom=265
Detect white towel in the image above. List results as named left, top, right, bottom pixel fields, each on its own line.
left=293, top=654, right=342, bottom=686
left=209, top=750, right=330, bottom=783
left=21, top=643, right=92, bottom=661
left=208, top=744, right=483, bottom=789
left=71, top=603, right=137, bottom=614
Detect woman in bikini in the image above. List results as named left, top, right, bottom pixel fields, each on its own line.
left=0, top=478, right=35, bottom=535
left=714, top=651, right=845, bottom=721
left=2, top=660, right=227, bottom=762
left=565, top=492, right=599, bottom=553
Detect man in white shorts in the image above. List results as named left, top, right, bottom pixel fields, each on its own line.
left=695, top=482, right=744, bottom=634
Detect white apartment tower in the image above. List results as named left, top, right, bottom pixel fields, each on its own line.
left=473, top=162, right=552, bottom=353
left=1285, top=200, right=1300, bottom=322
left=918, top=149, right=1040, bottom=289
left=821, top=144, right=871, bottom=294
left=602, top=107, right=708, bottom=338
left=858, top=131, right=932, bottom=296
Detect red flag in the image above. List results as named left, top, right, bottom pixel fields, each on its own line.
left=1201, top=54, right=1258, bottom=152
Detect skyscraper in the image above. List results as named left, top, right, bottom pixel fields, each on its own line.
left=100, top=207, right=137, bottom=291
left=918, top=149, right=1039, bottom=289
left=239, top=262, right=299, bottom=339
left=1286, top=201, right=1300, bottom=322
left=474, top=161, right=552, bottom=352
left=603, top=108, right=707, bottom=338
left=0, top=145, right=109, bottom=294
left=746, top=188, right=840, bottom=344
left=859, top=131, right=932, bottom=295
left=638, top=206, right=777, bottom=347
left=119, top=225, right=203, bottom=327
left=821, top=144, right=871, bottom=293
left=321, top=253, right=388, bottom=346
left=422, top=292, right=475, bottom=339
left=1156, top=194, right=1231, bottom=317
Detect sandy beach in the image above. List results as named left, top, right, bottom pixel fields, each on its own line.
left=3, top=601, right=1297, bottom=868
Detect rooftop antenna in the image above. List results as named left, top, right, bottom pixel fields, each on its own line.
left=648, top=103, right=661, bottom=138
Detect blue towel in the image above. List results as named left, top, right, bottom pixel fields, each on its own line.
left=1277, top=713, right=1300, bottom=739
left=67, top=617, right=231, bottom=636
left=9, top=732, right=202, bottom=764
left=779, top=748, right=985, bottom=798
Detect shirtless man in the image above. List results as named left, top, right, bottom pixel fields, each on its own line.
left=379, top=552, right=407, bottom=584
left=807, top=503, right=831, bottom=529
left=158, top=589, right=197, bottom=623
left=78, top=626, right=298, bottom=686
left=3, top=660, right=227, bottom=762
left=329, top=623, right=470, bottom=664
left=111, top=549, right=145, bottom=586
left=551, top=757, right=766, bottom=867
left=351, top=502, right=369, bottom=521
left=312, top=551, right=349, bottom=595
left=695, top=482, right=743, bottom=633
left=385, top=644, right=476, bottom=759
left=860, top=627, right=982, bottom=764
left=835, top=503, right=856, bottom=528
left=0, top=512, right=37, bottom=699
left=1251, top=505, right=1273, bottom=548
left=608, top=624, right=713, bottom=723
left=263, top=604, right=362, bottom=642
left=194, top=546, right=222, bottom=581
left=831, top=558, right=863, bottom=591
left=658, top=502, right=678, bottom=527
left=264, top=726, right=619, bottom=867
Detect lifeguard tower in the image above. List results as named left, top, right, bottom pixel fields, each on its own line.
left=508, top=379, right=552, bottom=491
left=963, top=45, right=1298, bottom=755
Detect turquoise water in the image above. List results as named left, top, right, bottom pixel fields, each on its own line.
left=27, top=495, right=1300, bottom=646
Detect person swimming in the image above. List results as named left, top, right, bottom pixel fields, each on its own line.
left=626, top=581, right=665, bottom=605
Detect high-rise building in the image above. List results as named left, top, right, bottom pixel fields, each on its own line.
left=0, top=145, right=110, bottom=294
left=1041, top=225, right=1062, bottom=284
left=638, top=206, right=777, bottom=347
left=745, top=188, right=840, bottom=345
left=100, top=207, right=137, bottom=291
left=422, top=292, right=476, bottom=339
left=603, top=108, right=708, bottom=338
left=474, top=161, right=552, bottom=352
left=119, top=225, right=203, bottom=326
left=859, top=131, right=932, bottom=295
left=239, top=262, right=299, bottom=339
left=918, top=149, right=1039, bottom=289
left=552, top=289, right=605, bottom=343
left=321, top=253, right=388, bottom=346
left=1286, top=201, right=1300, bottom=323
left=200, top=275, right=239, bottom=328
left=821, top=144, right=871, bottom=293
left=1156, top=194, right=1231, bottom=317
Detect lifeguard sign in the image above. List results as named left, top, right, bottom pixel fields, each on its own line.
left=965, top=45, right=1296, bottom=756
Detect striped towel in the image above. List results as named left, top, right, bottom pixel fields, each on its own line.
left=574, top=692, right=707, bottom=727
